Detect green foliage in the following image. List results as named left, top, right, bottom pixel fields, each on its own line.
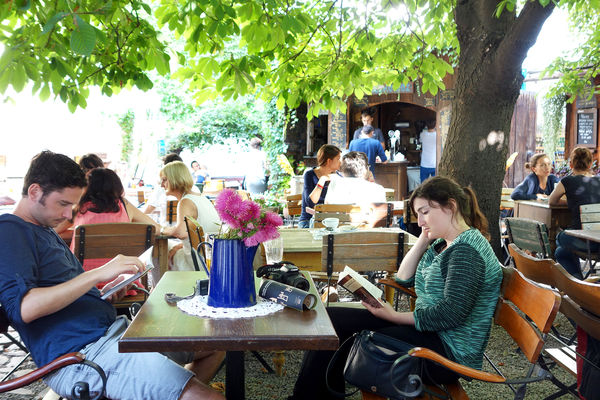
left=117, top=109, right=135, bottom=162
left=0, top=0, right=169, bottom=111
left=541, top=92, right=566, bottom=161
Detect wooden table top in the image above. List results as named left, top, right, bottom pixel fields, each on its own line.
left=119, top=271, right=338, bottom=353
left=514, top=200, right=569, bottom=209
left=278, top=226, right=416, bottom=252
left=564, top=229, right=600, bottom=243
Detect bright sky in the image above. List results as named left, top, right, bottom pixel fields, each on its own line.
left=0, top=7, right=582, bottom=188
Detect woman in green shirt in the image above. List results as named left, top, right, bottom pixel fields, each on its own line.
left=287, top=176, right=503, bottom=399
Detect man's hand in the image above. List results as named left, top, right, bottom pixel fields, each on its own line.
left=100, top=275, right=130, bottom=303
left=95, top=254, right=145, bottom=284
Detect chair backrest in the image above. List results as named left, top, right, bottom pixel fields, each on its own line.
left=559, top=295, right=600, bottom=341
left=203, top=179, right=225, bottom=194
left=72, top=223, right=156, bottom=263
left=237, top=190, right=252, bottom=201
left=580, top=203, right=600, bottom=230
left=286, top=194, right=302, bottom=217
left=549, top=261, right=600, bottom=315
left=166, top=199, right=178, bottom=225
left=500, top=188, right=515, bottom=210
left=495, top=266, right=561, bottom=363
left=320, top=231, right=408, bottom=276
left=507, top=243, right=555, bottom=287
left=137, top=191, right=145, bottom=205
left=504, top=217, right=551, bottom=258
left=314, top=203, right=392, bottom=228
left=384, top=188, right=395, bottom=202
left=184, top=216, right=206, bottom=272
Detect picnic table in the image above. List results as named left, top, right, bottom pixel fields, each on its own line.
left=119, top=270, right=338, bottom=400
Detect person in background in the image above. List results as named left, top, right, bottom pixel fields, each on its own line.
left=160, top=161, right=220, bottom=272
left=298, top=145, right=342, bottom=228
left=348, top=126, right=388, bottom=176
left=352, top=107, right=385, bottom=150
left=288, top=176, right=502, bottom=399
left=191, top=160, right=210, bottom=185
left=420, top=119, right=437, bottom=183
left=511, top=153, right=559, bottom=200
left=78, top=153, right=104, bottom=176
left=69, top=168, right=161, bottom=294
left=325, top=151, right=386, bottom=205
left=0, top=151, right=224, bottom=400
left=143, top=153, right=183, bottom=218
left=549, top=147, right=600, bottom=279
left=244, top=137, right=268, bottom=195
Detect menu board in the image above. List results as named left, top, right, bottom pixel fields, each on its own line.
left=328, top=111, right=347, bottom=149
left=577, top=109, right=597, bottom=147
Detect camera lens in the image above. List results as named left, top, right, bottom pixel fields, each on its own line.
left=289, top=275, right=310, bottom=291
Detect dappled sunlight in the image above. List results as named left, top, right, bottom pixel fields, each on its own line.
left=478, top=131, right=506, bottom=152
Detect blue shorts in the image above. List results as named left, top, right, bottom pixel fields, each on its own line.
left=44, top=316, right=194, bottom=400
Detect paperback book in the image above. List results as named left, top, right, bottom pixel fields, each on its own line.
left=337, top=266, right=383, bottom=308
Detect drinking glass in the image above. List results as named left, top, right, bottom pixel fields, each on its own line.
left=264, top=237, right=284, bottom=265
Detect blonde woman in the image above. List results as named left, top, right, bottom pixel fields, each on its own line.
left=160, top=161, right=220, bottom=271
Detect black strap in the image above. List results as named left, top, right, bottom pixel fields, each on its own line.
left=77, top=227, right=86, bottom=264
left=386, top=203, right=393, bottom=227
left=396, top=232, right=405, bottom=269
left=145, top=225, right=153, bottom=249
left=326, top=234, right=334, bottom=279
left=325, top=332, right=360, bottom=398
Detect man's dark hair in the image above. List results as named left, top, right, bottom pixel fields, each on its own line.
left=78, top=153, right=104, bottom=174
left=163, top=153, right=183, bottom=165
left=340, top=151, right=369, bottom=179
left=22, top=151, right=87, bottom=197
left=361, top=125, right=374, bottom=136
left=361, top=107, right=375, bottom=117
left=191, top=160, right=199, bottom=168
left=426, top=119, right=436, bottom=130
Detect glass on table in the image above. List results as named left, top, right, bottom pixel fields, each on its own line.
left=264, top=236, right=284, bottom=265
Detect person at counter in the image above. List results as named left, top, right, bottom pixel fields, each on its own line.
left=549, top=147, right=600, bottom=279
left=298, top=145, right=342, bottom=228
left=420, top=119, right=437, bottom=182
left=352, top=107, right=385, bottom=150
left=511, top=153, right=559, bottom=200
left=349, top=125, right=387, bottom=176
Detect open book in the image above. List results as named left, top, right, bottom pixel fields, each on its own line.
left=337, top=266, right=383, bottom=308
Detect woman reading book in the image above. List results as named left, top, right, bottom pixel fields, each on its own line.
left=287, top=176, right=503, bottom=399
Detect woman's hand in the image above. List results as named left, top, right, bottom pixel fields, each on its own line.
left=318, top=175, right=331, bottom=186
left=363, top=301, right=415, bottom=325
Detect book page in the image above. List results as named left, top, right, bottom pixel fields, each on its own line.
left=338, top=266, right=383, bottom=308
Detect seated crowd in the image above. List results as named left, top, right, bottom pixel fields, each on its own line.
left=0, top=144, right=597, bottom=400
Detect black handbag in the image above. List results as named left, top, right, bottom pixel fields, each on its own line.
left=326, top=330, right=424, bottom=399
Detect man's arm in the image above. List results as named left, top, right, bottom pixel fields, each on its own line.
left=20, top=255, right=144, bottom=323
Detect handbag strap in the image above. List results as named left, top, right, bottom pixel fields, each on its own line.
left=325, top=332, right=361, bottom=398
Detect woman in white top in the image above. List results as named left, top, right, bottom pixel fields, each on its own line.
left=160, top=161, right=220, bottom=271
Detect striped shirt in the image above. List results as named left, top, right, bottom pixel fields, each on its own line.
left=413, top=229, right=502, bottom=369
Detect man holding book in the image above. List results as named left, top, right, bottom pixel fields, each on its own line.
left=0, top=151, right=224, bottom=400
left=287, top=176, right=502, bottom=399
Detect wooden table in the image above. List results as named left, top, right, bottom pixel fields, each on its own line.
left=119, top=271, right=338, bottom=399
left=514, top=200, right=571, bottom=252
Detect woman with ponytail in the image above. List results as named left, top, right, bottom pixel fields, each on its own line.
left=287, top=176, right=503, bottom=399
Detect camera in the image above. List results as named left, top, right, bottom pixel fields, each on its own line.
left=256, top=262, right=310, bottom=291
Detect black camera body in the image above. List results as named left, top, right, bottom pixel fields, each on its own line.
left=256, top=262, right=310, bottom=291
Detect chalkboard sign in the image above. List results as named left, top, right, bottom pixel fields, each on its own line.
left=577, top=109, right=597, bottom=147
left=328, top=112, right=347, bottom=149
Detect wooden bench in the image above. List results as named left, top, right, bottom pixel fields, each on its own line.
left=314, top=203, right=393, bottom=228
left=285, top=194, right=302, bottom=227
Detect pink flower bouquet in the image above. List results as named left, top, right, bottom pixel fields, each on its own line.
left=214, top=189, right=283, bottom=247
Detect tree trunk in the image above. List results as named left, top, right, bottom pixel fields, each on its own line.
left=439, top=0, right=555, bottom=255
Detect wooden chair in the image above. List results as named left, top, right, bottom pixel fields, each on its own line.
left=571, top=203, right=600, bottom=275
left=0, top=307, right=107, bottom=399
left=318, top=231, right=413, bottom=306
left=166, top=199, right=178, bottom=225
left=236, top=189, right=252, bottom=201
left=507, top=243, right=555, bottom=287
left=364, top=266, right=561, bottom=400
left=202, top=179, right=226, bottom=196
left=401, top=199, right=421, bottom=236
left=504, top=217, right=552, bottom=259
left=500, top=188, right=515, bottom=214
left=136, top=190, right=145, bottom=205
left=285, top=194, right=302, bottom=227
left=184, top=216, right=209, bottom=275
left=314, top=203, right=393, bottom=229
left=72, top=223, right=156, bottom=312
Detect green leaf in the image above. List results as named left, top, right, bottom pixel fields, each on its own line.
left=42, top=12, right=68, bottom=34
left=39, top=84, right=51, bottom=101
left=11, top=65, right=27, bottom=92
left=16, top=0, right=31, bottom=11
left=70, top=15, right=96, bottom=57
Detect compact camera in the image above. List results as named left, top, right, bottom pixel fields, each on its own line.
left=256, top=262, right=310, bottom=291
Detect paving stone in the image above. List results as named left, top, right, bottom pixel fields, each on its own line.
left=0, top=353, right=9, bottom=365
left=8, top=387, right=34, bottom=395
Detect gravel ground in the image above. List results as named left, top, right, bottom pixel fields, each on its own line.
left=2, top=305, right=577, bottom=400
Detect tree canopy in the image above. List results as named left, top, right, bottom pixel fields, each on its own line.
left=0, top=1, right=596, bottom=113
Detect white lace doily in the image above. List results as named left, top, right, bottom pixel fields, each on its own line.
left=177, top=295, right=284, bottom=319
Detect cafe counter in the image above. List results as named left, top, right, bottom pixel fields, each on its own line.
left=374, top=161, right=409, bottom=201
